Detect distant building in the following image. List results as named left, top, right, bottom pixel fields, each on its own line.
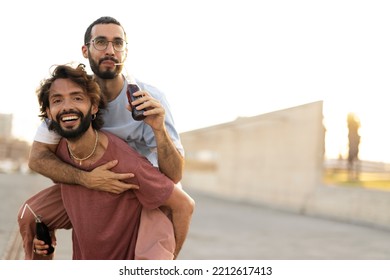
left=180, top=101, right=390, bottom=230
left=180, top=101, right=325, bottom=211
left=0, top=113, right=31, bottom=172
left=0, top=113, right=12, bottom=139
left=0, top=137, right=30, bottom=160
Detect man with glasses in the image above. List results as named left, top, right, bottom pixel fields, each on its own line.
left=18, top=16, right=185, bottom=259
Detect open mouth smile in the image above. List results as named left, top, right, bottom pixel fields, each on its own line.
left=61, top=115, right=79, bottom=122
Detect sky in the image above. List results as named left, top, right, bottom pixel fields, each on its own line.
left=1, top=0, right=390, bottom=163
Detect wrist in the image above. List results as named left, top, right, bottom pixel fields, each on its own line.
left=152, top=124, right=167, bottom=135
left=75, top=169, right=89, bottom=187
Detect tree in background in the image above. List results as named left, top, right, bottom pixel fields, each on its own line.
left=347, top=113, right=360, bottom=180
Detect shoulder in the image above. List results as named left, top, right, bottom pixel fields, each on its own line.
left=102, top=130, right=142, bottom=157
left=136, top=80, right=166, bottom=99
left=102, top=130, right=128, bottom=146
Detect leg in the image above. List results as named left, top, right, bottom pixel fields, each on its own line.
left=17, top=184, right=72, bottom=260
left=134, top=184, right=179, bottom=260
left=135, top=207, right=175, bottom=260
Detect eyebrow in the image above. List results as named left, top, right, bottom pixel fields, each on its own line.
left=93, top=35, right=124, bottom=41
left=49, top=91, right=86, bottom=99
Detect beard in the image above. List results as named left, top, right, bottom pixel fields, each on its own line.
left=49, top=109, right=92, bottom=140
left=89, top=54, right=123, bottom=79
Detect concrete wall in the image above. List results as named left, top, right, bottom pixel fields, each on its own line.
left=180, top=101, right=390, bottom=229
left=304, top=185, right=390, bottom=229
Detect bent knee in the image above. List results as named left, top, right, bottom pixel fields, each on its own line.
left=17, top=204, right=37, bottom=227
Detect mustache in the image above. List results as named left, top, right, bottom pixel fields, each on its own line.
left=99, top=56, right=119, bottom=65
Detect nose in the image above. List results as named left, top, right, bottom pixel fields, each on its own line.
left=61, top=97, right=75, bottom=111
left=105, top=41, right=116, bottom=55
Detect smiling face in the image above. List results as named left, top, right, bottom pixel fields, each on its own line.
left=46, top=78, right=98, bottom=139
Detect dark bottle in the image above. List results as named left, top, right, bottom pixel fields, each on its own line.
left=35, top=216, right=55, bottom=255
left=127, top=84, right=146, bottom=121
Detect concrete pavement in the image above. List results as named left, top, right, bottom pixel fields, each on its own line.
left=1, top=173, right=390, bottom=260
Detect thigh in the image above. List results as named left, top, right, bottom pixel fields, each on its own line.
left=21, top=184, right=72, bottom=230
left=135, top=208, right=175, bottom=260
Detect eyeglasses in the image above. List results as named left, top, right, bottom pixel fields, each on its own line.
left=86, top=37, right=127, bottom=52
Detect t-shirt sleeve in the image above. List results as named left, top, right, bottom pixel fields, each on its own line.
left=140, top=82, right=185, bottom=158
left=34, top=120, right=61, bottom=144
left=108, top=132, right=175, bottom=210
left=134, top=160, right=175, bottom=210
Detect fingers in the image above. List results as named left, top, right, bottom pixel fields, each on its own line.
left=106, top=182, right=140, bottom=194
left=94, top=161, right=135, bottom=181
left=112, top=172, right=135, bottom=181
left=132, top=90, right=150, bottom=99
left=129, top=91, right=166, bottom=125
left=98, top=160, right=119, bottom=170
left=96, top=161, right=134, bottom=180
left=142, top=106, right=165, bottom=117
left=33, top=237, right=51, bottom=256
left=88, top=161, right=139, bottom=193
left=131, top=91, right=160, bottom=110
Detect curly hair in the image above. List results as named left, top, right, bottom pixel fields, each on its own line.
left=36, top=63, right=107, bottom=130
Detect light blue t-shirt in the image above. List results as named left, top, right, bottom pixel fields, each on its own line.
left=101, top=79, right=184, bottom=167
left=34, top=78, right=184, bottom=168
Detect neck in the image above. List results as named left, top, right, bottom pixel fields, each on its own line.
left=66, top=128, right=99, bottom=165
left=95, top=74, right=125, bottom=102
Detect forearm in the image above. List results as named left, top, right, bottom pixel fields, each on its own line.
left=29, top=142, right=87, bottom=186
left=154, top=127, right=184, bottom=183
left=29, top=141, right=137, bottom=193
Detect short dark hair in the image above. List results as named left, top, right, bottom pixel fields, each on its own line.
left=84, top=16, right=127, bottom=45
left=37, top=64, right=106, bottom=130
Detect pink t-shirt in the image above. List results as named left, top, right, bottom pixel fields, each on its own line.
left=56, top=130, right=174, bottom=259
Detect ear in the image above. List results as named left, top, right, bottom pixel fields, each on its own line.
left=91, top=103, right=99, bottom=115
left=124, top=48, right=128, bottom=61
left=82, top=45, right=88, bottom=58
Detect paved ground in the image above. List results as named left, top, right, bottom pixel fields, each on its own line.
left=1, top=172, right=390, bottom=260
